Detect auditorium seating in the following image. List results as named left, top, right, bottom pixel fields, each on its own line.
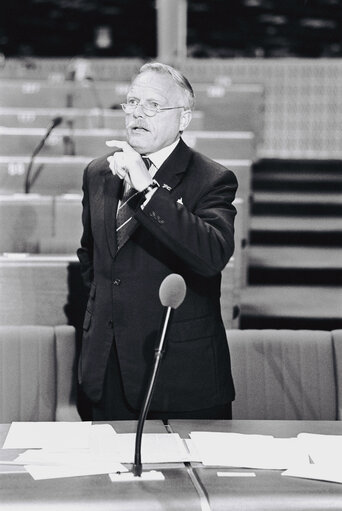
left=228, top=329, right=342, bottom=420
left=0, top=254, right=236, bottom=331
left=0, top=254, right=83, bottom=326
left=0, top=78, right=264, bottom=134
left=0, top=325, right=80, bottom=422
left=0, top=107, right=205, bottom=130
left=0, top=70, right=263, bottom=334
left=0, top=156, right=252, bottom=197
left=0, top=194, right=54, bottom=253
left=0, top=156, right=87, bottom=195
left=0, top=127, right=256, bottom=160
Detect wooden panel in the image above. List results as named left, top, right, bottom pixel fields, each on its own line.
left=0, top=128, right=256, bottom=160
left=0, top=195, right=54, bottom=253
left=0, top=108, right=204, bottom=131
left=0, top=156, right=86, bottom=195
left=0, top=255, right=78, bottom=325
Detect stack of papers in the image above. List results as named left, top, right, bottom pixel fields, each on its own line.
left=2, top=422, right=126, bottom=479
left=282, top=433, right=342, bottom=484
left=190, top=432, right=307, bottom=470
left=1, top=422, right=192, bottom=480
left=190, top=430, right=342, bottom=484
left=3, top=423, right=342, bottom=484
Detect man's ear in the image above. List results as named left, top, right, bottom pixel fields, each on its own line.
left=179, top=109, right=192, bottom=132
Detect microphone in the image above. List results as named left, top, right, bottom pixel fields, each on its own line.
left=24, top=116, right=63, bottom=193
left=133, top=274, right=186, bottom=477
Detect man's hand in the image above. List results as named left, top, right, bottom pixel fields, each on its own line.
left=106, top=140, right=152, bottom=192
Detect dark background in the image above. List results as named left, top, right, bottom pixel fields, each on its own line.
left=1, top=0, right=342, bottom=58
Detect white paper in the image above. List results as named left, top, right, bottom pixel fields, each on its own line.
left=184, top=439, right=202, bottom=462
left=297, top=433, right=342, bottom=468
left=109, top=433, right=192, bottom=463
left=13, top=424, right=119, bottom=466
left=282, top=464, right=342, bottom=484
left=3, top=422, right=92, bottom=450
left=25, top=461, right=127, bottom=480
left=190, top=432, right=308, bottom=470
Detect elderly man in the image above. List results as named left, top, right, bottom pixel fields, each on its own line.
left=77, top=62, right=237, bottom=421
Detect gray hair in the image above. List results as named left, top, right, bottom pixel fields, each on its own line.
left=138, top=62, right=195, bottom=111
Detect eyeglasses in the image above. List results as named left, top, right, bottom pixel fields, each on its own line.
left=121, top=99, right=186, bottom=117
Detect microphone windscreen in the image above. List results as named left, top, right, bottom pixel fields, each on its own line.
left=52, top=116, right=63, bottom=127
left=159, top=274, right=186, bottom=309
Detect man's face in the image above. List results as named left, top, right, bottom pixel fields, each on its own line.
left=125, top=71, right=190, bottom=154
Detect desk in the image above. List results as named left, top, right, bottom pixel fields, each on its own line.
left=169, top=420, right=342, bottom=511
left=1, top=420, right=342, bottom=510
left=0, top=421, right=201, bottom=511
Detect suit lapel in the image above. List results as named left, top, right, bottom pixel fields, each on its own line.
left=153, top=138, right=193, bottom=192
left=104, top=170, right=122, bottom=259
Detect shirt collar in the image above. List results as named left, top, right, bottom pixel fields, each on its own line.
left=144, top=138, right=180, bottom=172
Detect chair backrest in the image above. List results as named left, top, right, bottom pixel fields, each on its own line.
left=227, top=329, right=338, bottom=420
left=0, top=325, right=80, bottom=422
left=332, top=330, right=342, bottom=421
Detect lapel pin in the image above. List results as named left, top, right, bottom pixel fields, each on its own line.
left=162, top=184, right=172, bottom=191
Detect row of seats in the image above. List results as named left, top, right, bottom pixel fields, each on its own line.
left=1, top=325, right=341, bottom=422
left=0, top=79, right=264, bottom=134
left=0, top=108, right=205, bottom=130
left=0, top=76, right=260, bottom=331
left=0, top=253, right=237, bottom=330
left=0, top=127, right=256, bottom=159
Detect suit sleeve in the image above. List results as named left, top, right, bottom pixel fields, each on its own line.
left=135, top=169, right=238, bottom=277
left=77, top=164, right=94, bottom=292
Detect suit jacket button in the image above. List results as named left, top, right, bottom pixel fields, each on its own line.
left=113, top=278, right=121, bottom=286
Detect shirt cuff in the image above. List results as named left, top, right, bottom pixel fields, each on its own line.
left=140, top=187, right=158, bottom=210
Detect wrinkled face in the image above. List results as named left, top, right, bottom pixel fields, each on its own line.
left=125, top=71, right=191, bottom=154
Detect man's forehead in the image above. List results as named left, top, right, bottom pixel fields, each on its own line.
left=128, top=71, right=180, bottom=98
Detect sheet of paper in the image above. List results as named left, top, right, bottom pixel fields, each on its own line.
left=13, top=424, right=120, bottom=466
left=25, top=461, right=127, bottom=480
left=297, top=433, right=342, bottom=468
left=3, top=422, right=92, bottom=450
left=190, top=432, right=308, bottom=469
left=282, top=464, right=342, bottom=484
left=184, top=439, right=202, bottom=462
left=13, top=427, right=189, bottom=466
left=109, top=433, right=192, bottom=463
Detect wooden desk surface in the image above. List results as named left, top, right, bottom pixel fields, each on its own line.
left=1, top=420, right=342, bottom=511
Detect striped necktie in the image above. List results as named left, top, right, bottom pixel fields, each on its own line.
left=115, top=157, right=152, bottom=251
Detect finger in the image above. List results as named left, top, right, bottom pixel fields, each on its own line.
left=107, top=154, right=125, bottom=177
left=105, top=140, right=134, bottom=153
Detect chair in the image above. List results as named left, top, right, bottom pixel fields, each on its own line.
left=228, top=329, right=342, bottom=420
left=0, top=325, right=80, bottom=422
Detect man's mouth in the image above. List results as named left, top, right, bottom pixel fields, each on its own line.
left=129, top=125, right=149, bottom=132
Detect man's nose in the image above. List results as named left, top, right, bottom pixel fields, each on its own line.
left=133, top=103, right=146, bottom=118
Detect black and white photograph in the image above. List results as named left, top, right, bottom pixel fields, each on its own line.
left=0, top=0, right=342, bottom=509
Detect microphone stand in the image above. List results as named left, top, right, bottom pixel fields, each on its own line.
left=133, top=306, right=173, bottom=477
left=24, top=118, right=62, bottom=193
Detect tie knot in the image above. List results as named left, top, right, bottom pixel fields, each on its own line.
left=142, top=157, right=152, bottom=170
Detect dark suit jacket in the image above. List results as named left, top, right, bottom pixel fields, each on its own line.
left=77, top=138, right=237, bottom=412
